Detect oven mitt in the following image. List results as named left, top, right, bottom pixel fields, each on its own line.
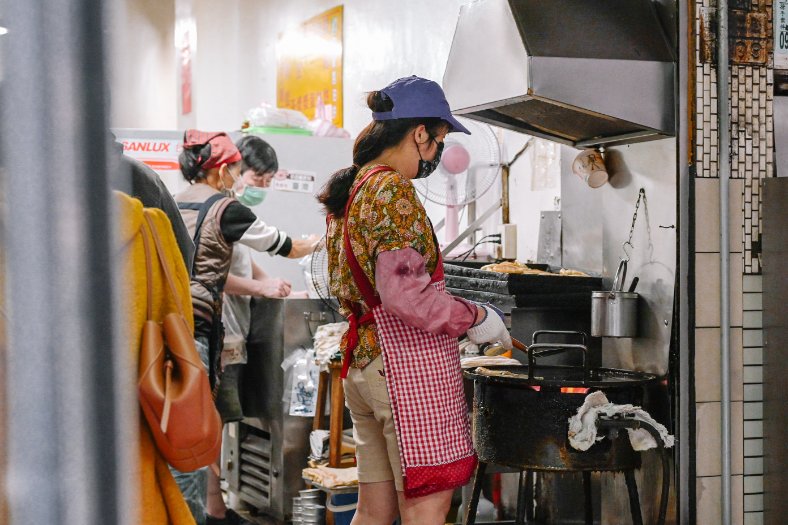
left=467, top=303, right=512, bottom=350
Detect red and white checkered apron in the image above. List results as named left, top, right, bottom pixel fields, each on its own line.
left=340, top=166, right=477, bottom=498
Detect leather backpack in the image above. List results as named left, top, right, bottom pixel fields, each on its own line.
left=137, top=211, right=222, bottom=472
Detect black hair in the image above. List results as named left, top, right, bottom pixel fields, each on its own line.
left=316, top=91, right=448, bottom=217
left=179, top=133, right=212, bottom=183
left=235, top=135, right=279, bottom=175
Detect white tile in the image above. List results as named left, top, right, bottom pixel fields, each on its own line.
left=744, top=438, right=763, bottom=457
left=744, top=384, right=763, bottom=401
left=744, top=457, right=763, bottom=475
left=694, top=254, right=746, bottom=328
left=696, top=253, right=721, bottom=327
left=695, top=401, right=744, bottom=475
left=743, top=366, right=763, bottom=384
left=731, top=254, right=743, bottom=326
left=742, top=275, right=762, bottom=292
left=743, top=293, right=762, bottom=311
left=694, top=179, right=745, bottom=253
left=744, top=494, right=764, bottom=512
left=695, top=328, right=722, bottom=402
left=697, top=476, right=721, bottom=524
left=743, top=402, right=763, bottom=420
left=744, top=511, right=764, bottom=525
left=695, top=328, right=743, bottom=402
left=743, top=330, right=763, bottom=348
left=744, top=475, right=763, bottom=494
left=743, top=347, right=762, bottom=365
left=743, top=311, right=762, bottom=329
left=695, top=179, right=720, bottom=252
left=732, top=328, right=744, bottom=401
left=744, top=420, right=763, bottom=439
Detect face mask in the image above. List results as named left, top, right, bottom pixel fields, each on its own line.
left=220, top=164, right=241, bottom=196
left=236, top=185, right=268, bottom=207
left=415, top=137, right=444, bottom=179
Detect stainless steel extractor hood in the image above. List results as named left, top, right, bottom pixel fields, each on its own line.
left=443, top=0, right=675, bottom=148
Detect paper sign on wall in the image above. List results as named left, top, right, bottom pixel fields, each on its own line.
left=276, top=5, right=344, bottom=127
left=272, top=169, right=316, bottom=194
left=777, top=1, right=788, bottom=69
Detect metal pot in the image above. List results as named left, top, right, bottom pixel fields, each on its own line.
left=591, top=260, right=638, bottom=337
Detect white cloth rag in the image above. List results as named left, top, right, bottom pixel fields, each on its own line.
left=312, top=322, right=349, bottom=371
left=568, top=390, right=674, bottom=452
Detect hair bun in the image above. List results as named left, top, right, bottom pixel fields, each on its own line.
left=367, top=91, right=394, bottom=113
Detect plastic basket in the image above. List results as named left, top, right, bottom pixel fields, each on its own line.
left=326, top=492, right=357, bottom=525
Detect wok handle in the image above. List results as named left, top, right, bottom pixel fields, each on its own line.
left=527, top=343, right=590, bottom=382
left=532, top=330, right=587, bottom=346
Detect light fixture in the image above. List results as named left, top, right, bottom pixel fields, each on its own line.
left=0, top=27, right=8, bottom=36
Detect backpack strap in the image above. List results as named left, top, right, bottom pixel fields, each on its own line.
left=178, top=193, right=225, bottom=276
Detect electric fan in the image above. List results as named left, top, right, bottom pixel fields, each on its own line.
left=411, top=116, right=501, bottom=257
left=308, top=236, right=341, bottom=315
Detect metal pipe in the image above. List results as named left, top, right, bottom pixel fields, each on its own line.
left=501, top=164, right=511, bottom=224
left=717, top=1, right=732, bottom=524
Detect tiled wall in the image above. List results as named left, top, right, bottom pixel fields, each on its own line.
left=742, top=274, right=765, bottom=521
left=695, top=0, right=774, bottom=274
left=693, top=0, right=773, bottom=523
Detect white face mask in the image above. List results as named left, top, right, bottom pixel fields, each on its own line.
left=220, top=164, right=241, bottom=195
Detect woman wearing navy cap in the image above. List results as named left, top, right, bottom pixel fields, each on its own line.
left=318, top=77, right=511, bottom=525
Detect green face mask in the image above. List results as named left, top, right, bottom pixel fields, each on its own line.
left=237, top=186, right=267, bottom=207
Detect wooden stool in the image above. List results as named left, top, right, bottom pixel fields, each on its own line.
left=312, top=361, right=348, bottom=525
left=312, top=360, right=346, bottom=468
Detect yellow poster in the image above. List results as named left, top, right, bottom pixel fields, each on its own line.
left=277, top=5, right=343, bottom=127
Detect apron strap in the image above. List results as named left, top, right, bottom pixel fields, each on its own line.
left=339, top=166, right=390, bottom=377
left=342, top=166, right=389, bottom=309
left=339, top=166, right=446, bottom=377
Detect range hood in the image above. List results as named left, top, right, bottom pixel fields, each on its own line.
left=443, top=0, right=675, bottom=148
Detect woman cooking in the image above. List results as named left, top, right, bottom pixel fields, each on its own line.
left=318, top=76, right=512, bottom=525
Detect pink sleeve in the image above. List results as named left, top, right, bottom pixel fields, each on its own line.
left=375, top=248, right=477, bottom=337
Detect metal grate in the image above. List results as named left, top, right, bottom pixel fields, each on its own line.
left=238, top=434, right=273, bottom=509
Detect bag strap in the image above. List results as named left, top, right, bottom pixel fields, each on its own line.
left=141, top=219, right=155, bottom=322
left=141, top=211, right=187, bottom=319
left=179, top=193, right=225, bottom=277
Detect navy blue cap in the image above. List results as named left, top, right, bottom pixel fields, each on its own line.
left=371, top=75, right=471, bottom=135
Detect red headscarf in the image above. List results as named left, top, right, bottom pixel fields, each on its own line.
left=183, top=129, right=241, bottom=170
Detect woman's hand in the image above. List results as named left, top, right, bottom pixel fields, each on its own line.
left=467, top=303, right=512, bottom=350
left=254, top=277, right=292, bottom=298
left=288, top=234, right=321, bottom=258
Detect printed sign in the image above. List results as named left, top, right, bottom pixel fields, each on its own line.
left=271, top=169, right=316, bottom=194
left=276, top=5, right=343, bottom=127
left=777, top=1, right=788, bottom=69
left=119, top=139, right=182, bottom=173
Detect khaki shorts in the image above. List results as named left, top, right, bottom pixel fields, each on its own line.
left=343, top=355, right=403, bottom=491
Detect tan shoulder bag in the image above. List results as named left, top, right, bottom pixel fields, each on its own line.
left=137, top=212, right=222, bottom=472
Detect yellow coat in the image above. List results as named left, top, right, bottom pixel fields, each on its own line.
left=117, top=192, right=196, bottom=525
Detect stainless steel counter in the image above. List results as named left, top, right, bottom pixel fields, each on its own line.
left=223, top=297, right=342, bottom=522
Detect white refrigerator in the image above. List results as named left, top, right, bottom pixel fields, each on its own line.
left=113, top=128, right=354, bottom=288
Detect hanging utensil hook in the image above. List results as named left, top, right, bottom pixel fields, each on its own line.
left=620, top=188, right=646, bottom=261
left=622, top=241, right=633, bottom=262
